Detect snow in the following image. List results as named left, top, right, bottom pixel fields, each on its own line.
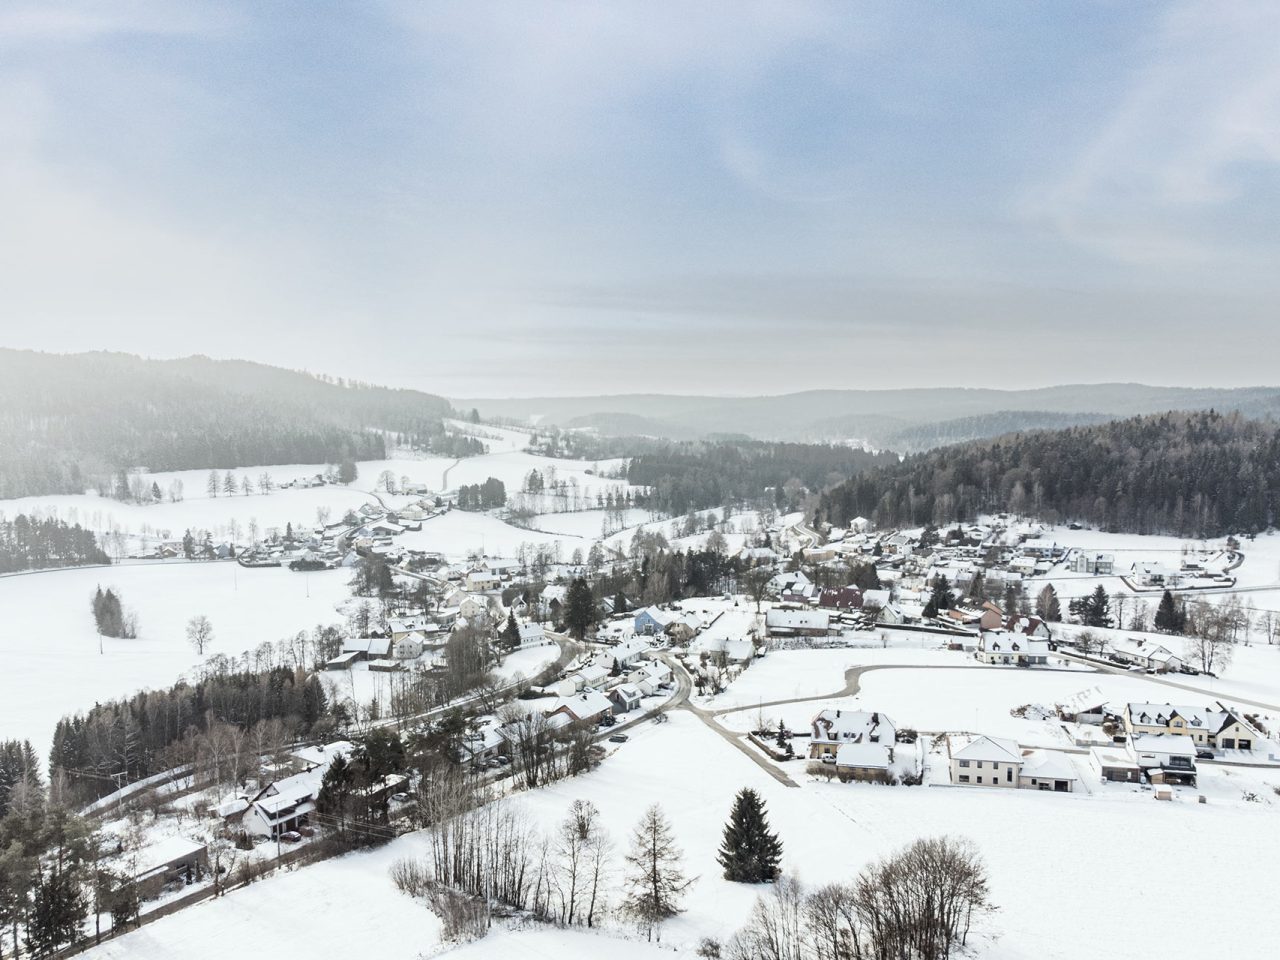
left=0, top=562, right=351, bottom=752
left=80, top=691, right=1280, bottom=960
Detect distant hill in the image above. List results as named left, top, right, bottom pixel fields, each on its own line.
left=817, top=409, right=1280, bottom=538
left=461, top=385, right=1280, bottom=450
left=0, top=350, right=453, bottom=499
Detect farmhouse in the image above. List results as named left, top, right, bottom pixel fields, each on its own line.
left=517, top=621, right=548, bottom=648
left=809, top=709, right=896, bottom=761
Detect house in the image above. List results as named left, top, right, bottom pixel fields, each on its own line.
left=809, top=709, right=896, bottom=761
left=780, top=581, right=820, bottom=605
left=1109, top=641, right=1183, bottom=674
left=634, top=606, right=673, bottom=636
left=607, top=637, right=650, bottom=670
left=884, top=533, right=914, bottom=557
left=977, top=602, right=1004, bottom=632
left=392, top=632, right=426, bottom=660
left=1072, top=552, right=1115, bottom=575
left=466, top=570, right=501, bottom=592
left=1124, top=702, right=1257, bottom=750
left=368, top=520, right=404, bottom=538
left=817, top=587, right=863, bottom=611
left=388, top=616, right=438, bottom=641
left=1020, top=537, right=1058, bottom=558
left=459, top=594, right=496, bottom=621
left=861, top=589, right=891, bottom=612
left=1130, top=734, right=1197, bottom=786
left=549, top=690, right=614, bottom=725
left=132, top=837, right=208, bottom=898
left=948, top=735, right=1023, bottom=787
left=975, top=632, right=1051, bottom=666
left=1017, top=751, right=1078, bottom=792
left=555, top=663, right=611, bottom=697
left=609, top=683, right=643, bottom=714
left=340, top=636, right=392, bottom=661
left=517, top=621, right=548, bottom=648
left=833, top=742, right=893, bottom=783
left=1088, top=745, right=1143, bottom=783
left=629, top=660, right=672, bottom=694
left=244, top=772, right=320, bottom=839
left=1003, top=615, right=1051, bottom=639
left=765, top=608, right=832, bottom=638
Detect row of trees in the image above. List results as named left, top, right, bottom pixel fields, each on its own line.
left=49, top=663, right=330, bottom=803
left=0, top=515, right=109, bottom=574
left=819, top=410, right=1280, bottom=537
left=725, top=836, right=990, bottom=960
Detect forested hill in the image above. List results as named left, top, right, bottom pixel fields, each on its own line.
left=816, top=411, right=1280, bottom=538
left=0, top=350, right=453, bottom=499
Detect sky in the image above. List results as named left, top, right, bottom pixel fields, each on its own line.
left=1, top=0, right=1278, bottom=398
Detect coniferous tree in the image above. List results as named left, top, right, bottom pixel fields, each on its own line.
left=1154, top=589, right=1185, bottom=633
left=501, top=612, right=521, bottom=651
left=717, top=788, right=783, bottom=883
left=563, top=578, right=596, bottom=640
left=622, top=804, right=693, bottom=939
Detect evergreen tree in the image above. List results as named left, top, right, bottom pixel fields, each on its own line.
left=1154, top=589, right=1185, bottom=633
left=501, top=611, right=521, bottom=651
left=338, top=459, right=358, bottom=484
left=717, top=787, right=783, bottom=883
left=1073, top=584, right=1113, bottom=628
left=207, top=470, right=220, bottom=498
left=563, top=578, right=596, bottom=640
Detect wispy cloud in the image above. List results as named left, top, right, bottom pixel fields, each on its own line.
left=1025, top=0, right=1280, bottom=267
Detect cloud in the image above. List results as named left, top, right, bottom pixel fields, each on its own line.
left=1026, top=0, right=1280, bottom=267
left=0, top=1, right=237, bottom=43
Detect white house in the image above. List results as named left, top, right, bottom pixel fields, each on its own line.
left=949, top=735, right=1023, bottom=787
left=1109, top=641, right=1183, bottom=674
left=1130, top=734, right=1198, bottom=785
left=607, top=637, right=650, bottom=670
left=517, top=621, right=547, bottom=648
left=975, top=632, right=1052, bottom=666
left=392, top=632, right=426, bottom=659
left=765, top=608, right=832, bottom=637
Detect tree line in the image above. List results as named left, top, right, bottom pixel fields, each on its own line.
left=0, top=349, right=456, bottom=499
left=49, top=663, right=331, bottom=804
left=455, top=478, right=506, bottom=511
left=0, top=515, right=110, bottom=574
left=818, top=410, right=1280, bottom=537
left=627, top=440, right=895, bottom=517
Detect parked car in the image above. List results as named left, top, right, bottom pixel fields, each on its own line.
left=390, top=792, right=410, bottom=802
left=609, top=734, right=629, bottom=744
left=279, top=831, right=302, bottom=844
left=495, top=755, right=511, bottom=766
left=1196, top=748, right=1216, bottom=760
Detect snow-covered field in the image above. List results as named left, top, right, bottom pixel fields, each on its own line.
left=0, top=562, right=351, bottom=751
left=82, top=708, right=1280, bottom=960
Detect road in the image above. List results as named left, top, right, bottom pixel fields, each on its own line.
left=1057, top=649, right=1280, bottom=712
left=660, top=653, right=801, bottom=788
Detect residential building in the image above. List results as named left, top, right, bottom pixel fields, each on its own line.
left=809, top=709, right=896, bottom=761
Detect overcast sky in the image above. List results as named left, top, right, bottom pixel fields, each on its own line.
left=2, top=1, right=1278, bottom=398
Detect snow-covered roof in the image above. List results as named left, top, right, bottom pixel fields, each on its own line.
left=812, top=709, right=895, bottom=746
left=952, top=735, right=1022, bottom=764
left=835, top=742, right=892, bottom=769
left=551, top=690, right=613, bottom=721
left=765, top=609, right=830, bottom=631
left=1021, top=751, right=1078, bottom=781
left=1131, top=734, right=1197, bottom=759
left=135, top=836, right=206, bottom=877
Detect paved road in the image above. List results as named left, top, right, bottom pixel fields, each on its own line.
left=1057, top=650, right=1280, bottom=712
left=661, top=654, right=801, bottom=788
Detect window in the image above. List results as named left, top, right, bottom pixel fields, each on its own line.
left=976, top=761, right=983, bottom=768
left=958, top=759, right=970, bottom=767
left=976, top=776, right=983, bottom=784
left=1007, top=767, right=1013, bottom=782
left=958, top=775, right=970, bottom=783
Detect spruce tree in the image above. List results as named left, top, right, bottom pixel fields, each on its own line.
left=563, top=578, right=596, bottom=640
left=1154, top=589, right=1184, bottom=633
left=502, top=612, right=521, bottom=651
left=717, top=787, right=783, bottom=883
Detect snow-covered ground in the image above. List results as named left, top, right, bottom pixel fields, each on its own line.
left=84, top=706, right=1279, bottom=960
left=0, top=562, right=351, bottom=751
